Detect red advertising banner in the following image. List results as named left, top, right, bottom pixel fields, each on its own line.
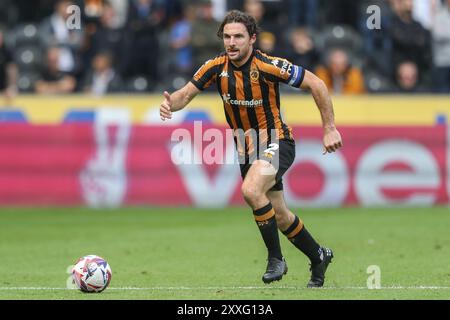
left=0, top=123, right=447, bottom=207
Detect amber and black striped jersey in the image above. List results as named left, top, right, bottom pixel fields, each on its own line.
left=190, top=49, right=305, bottom=141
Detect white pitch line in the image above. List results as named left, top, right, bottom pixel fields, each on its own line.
left=0, top=286, right=450, bottom=291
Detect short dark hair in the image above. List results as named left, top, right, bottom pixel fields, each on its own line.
left=217, top=10, right=260, bottom=39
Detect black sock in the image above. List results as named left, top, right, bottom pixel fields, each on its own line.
left=253, top=203, right=283, bottom=260
left=282, top=215, right=322, bottom=265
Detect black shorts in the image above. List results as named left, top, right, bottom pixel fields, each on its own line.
left=239, top=138, right=296, bottom=191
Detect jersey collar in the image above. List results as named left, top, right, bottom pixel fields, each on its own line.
left=229, top=49, right=255, bottom=71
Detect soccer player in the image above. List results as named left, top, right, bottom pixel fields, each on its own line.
left=160, top=10, right=343, bottom=288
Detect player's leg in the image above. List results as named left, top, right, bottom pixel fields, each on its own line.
left=267, top=190, right=334, bottom=288
left=241, top=160, right=287, bottom=284
left=267, top=190, right=322, bottom=263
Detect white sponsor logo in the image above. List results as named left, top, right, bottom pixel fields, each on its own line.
left=79, top=108, right=130, bottom=208
left=222, top=93, right=263, bottom=108
left=271, top=59, right=279, bottom=67
left=173, top=134, right=444, bottom=207
left=355, top=140, right=439, bottom=206
left=283, top=140, right=349, bottom=207
left=222, top=93, right=231, bottom=104
left=219, top=70, right=229, bottom=78
left=171, top=146, right=239, bottom=207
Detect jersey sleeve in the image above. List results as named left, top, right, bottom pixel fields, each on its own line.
left=284, top=62, right=306, bottom=88
left=190, top=59, right=219, bottom=91
left=257, top=53, right=306, bottom=88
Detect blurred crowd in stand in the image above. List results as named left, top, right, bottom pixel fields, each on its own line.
left=0, top=0, right=449, bottom=99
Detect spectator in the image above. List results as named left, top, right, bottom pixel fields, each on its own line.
left=0, top=29, right=18, bottom=105
left=243, top=0, right=264, bottom=24
left=38, top=0, right=84, bottom=75
left=315, top=48, right=366, bottom=95
left=107, top=0, right=130, bottom=28
left=162, top=0, right=185, bottom=24
left=14, top=0, right=55, bottom=24
left=284, top=27, right=319, bottom=72
left=0, top=0, right=19, bottom=28
left=84, top=1, right=128, bottom=74
left=126, top=0, right=165, bottom=82
left=323, top=0, right=360, bottom=29
left=191, top=0, right=223, bottom=69
left=390, top=0, right=432, bottom=74
left=168, top=4, right=195, bottom=76
left=81, top=51, right=123, bottom=95
left=412, top=0, right=439, bottom=30
left=243, top=0, right=279, bottom=34
left=0, top=0, right=438, bottom=94
left=431, top=0, right=450, bottom=93
left=286, top=0, right=319, bottom=28
left=211, top=0, right=227, bottom=22
left=394, top=60, right=428, bottom=93
left=256, top=32, right=278, bottom=55
left=84, top=0, right=104, bottom=18
left=35, top=47, right=76, bottom=94
left=359, top=0, right=394, bottom=78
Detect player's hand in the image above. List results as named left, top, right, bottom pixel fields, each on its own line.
left=160, top=91, right=173, bottom=121
left=322, top=127, right=343, bottom=154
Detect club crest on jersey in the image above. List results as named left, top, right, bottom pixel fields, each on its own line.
left=250, top=69, right=259, bottom=82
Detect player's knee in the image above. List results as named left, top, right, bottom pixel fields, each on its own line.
left=241, top=183, right=263, bottom=205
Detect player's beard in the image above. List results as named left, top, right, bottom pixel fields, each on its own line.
left=227, top=46, right=249, bottom=63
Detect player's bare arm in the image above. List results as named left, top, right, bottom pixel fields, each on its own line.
left=160, top=82, right=200, bottom=121
left=301, top=70, right=343, bottom=154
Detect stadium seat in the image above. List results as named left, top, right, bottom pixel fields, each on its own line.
left=13, top=23, right=40, bottom=46
left=0, top=0, right=19, bottom=29
left=14, top=45, right=42, bottom=71
left=182, top=110, right=212, bottom=123
left=364, top=70, right=393, bottom=93
left=172, top=76, right=189, bottom=91
left=17, top=71, right=40, bottom=92
left=435, top=114, right=447, bottom=125
left=63, top=110, right=96, bottom=123
left=126, top=76, right=153, bottom=92
left=0, top=110, right=27, bottom=122
left=316, top=24, right=364, bottom=55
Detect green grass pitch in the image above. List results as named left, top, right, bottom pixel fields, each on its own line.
left=0, top=207, right=449, bottom=300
